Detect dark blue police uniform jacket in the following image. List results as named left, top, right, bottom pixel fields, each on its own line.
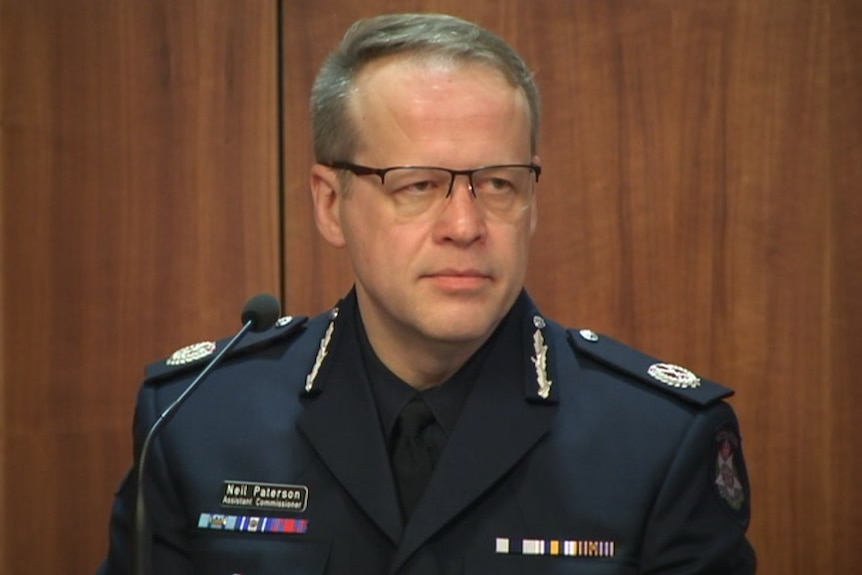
left=97, top=290, right=755, bottom=574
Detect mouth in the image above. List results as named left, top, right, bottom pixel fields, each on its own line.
left=422, top=269, right=492, bottom=291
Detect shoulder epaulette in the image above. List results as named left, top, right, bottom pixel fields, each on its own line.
left=567, top=328, right=733, bottom=407
left=145, top=315, right=309, bottom=383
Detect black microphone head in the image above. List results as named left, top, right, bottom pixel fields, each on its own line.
left=241, top=293, right=281, bottom=332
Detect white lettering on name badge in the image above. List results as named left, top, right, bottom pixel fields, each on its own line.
left=221, top=480, right=308, bottom=512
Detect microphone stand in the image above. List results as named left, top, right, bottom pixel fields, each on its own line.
left=132, top=319, right=255, bottom=575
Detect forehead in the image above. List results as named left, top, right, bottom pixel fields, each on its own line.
left=347, top=56, right=531, bottom=163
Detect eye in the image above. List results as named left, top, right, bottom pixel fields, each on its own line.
left=474, top=173, right=517, bottom=195
left=487, top=177, right=516, bottom=192
left=386, top=169, right=449, bottom=196
left=401, top=179, right=438, bottom=193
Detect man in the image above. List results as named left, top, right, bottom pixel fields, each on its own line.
left=98, top=13, right=756, bottom=574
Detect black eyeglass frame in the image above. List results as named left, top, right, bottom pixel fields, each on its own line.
left=324, top=160, right=541, bottom=196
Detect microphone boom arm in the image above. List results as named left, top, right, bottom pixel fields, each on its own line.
left=132, top=317, right=256, bottom=575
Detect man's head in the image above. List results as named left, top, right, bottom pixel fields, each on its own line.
left=309, top=14, right=541, bottom=386
left=311, top=13, right=541, bottom=164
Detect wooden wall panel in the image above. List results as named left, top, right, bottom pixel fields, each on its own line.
left=0, top=1, right=279, bottom=573
left=282, top=1, right=861, bottom=573
left=829, top=0, right=862, bottom=570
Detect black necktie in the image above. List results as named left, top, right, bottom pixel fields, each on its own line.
left=390, top=396, right=442, bottom=518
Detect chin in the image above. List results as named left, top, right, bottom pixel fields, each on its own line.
left=429, top=288, right=515, bottom=331
left=419, top=312, right=500, bottom=346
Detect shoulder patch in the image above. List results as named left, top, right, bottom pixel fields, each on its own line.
left=714, top=425, right=748, bottom=515
left=145, top=315, right=309, bottom=383
left=567, top=328, right=733, bottom=407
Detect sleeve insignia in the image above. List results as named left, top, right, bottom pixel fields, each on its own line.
left=715, top=427, right=746, bottom=511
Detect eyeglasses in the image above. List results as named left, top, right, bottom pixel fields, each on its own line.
left=324, top=161, right=541, bottom=220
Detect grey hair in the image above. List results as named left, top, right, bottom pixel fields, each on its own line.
left=311, top=13, right=541, bottom=164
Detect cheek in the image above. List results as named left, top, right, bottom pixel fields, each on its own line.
left=529, top=204, right=538, bottom=236
left=500, top=216, right=534, bottom=251
left=501, top=221, right=535, bottom=278
left=341, top=210, right=425, bottom=269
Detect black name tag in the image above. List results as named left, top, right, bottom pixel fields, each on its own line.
left=221, top=480, right=308, bottom=512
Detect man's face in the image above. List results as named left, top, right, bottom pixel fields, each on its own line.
left=312, top=56, right=538, bottom=362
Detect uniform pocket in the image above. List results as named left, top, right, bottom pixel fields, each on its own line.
left=465, top=553, right=637, bottom=575
left=191, top=533, right=330, bottom=575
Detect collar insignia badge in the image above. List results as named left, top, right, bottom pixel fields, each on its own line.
left=531, top=315, right=552, bottom=399
left=305, top=307, right=338, bottom=393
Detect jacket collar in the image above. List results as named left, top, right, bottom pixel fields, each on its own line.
left=296, top=289, right=571, bottom=562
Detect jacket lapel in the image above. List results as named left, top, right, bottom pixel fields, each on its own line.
left=296, top=300, right=403, bottom=544
left=295, top=291, right=571, bottom=565
left=390, top=298, right=561, bottom=571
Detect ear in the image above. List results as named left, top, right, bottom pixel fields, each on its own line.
left=310, top=164, right=347, bottom=248
left=529, top=155, right=541, bottom=235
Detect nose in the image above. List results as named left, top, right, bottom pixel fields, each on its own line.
left=432, top=175, right=487, bottom=246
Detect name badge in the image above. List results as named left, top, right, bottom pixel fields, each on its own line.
left=221, top=480, right=308, bottom=512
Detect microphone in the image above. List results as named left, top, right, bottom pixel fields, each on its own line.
left=241, top=293, right=281, bottom=331
left=132, top=293, right=281, bottom=575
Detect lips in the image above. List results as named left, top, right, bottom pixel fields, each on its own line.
left=422, top=269, right=492, bottom=290
left=425, top=268, right=490, bottom=279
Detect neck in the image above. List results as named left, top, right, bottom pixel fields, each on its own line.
left=372, top=331, right=484, bottom=390
left=356, top=303, right=494, bottom=391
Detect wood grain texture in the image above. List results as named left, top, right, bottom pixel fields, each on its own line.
left=0, top=0, right=857, bottom=573
left=1, top=0, right=279, bottom=572
left=829, top=0, right=862, bottom=571
left=281, top=1, right=861, bottom=573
